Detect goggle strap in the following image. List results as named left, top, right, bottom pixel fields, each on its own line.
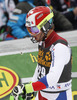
left=37, top=12, right=54, bottom=30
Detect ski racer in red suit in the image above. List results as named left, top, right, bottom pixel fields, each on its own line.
left=10, top=6, right=72, bottom=100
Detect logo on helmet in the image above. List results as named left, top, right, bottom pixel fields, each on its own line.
left=37, top=14, right=43, bottom=19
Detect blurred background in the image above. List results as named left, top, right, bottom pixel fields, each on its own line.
left=0, top=0, right=77, bottom=100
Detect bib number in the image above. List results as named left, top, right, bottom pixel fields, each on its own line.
left=37, top=65, right=46, bottom=79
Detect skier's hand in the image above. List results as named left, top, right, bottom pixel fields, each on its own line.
left=10, top=84, right=26, bottom=100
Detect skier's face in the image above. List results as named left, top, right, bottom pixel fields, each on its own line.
left=33, top=31, right=44, bottom=42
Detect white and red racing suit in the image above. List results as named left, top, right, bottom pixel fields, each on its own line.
left=32, top=31, right=72, bottom=100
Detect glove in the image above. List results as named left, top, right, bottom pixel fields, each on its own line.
left=27, top=92, right=35, bottom=100
left=24, top=82, right=34, bottom=94
left=10, top=84, right=26, bottom=100
left=10, top=95, right=24, bottom=100
left=10, top=82, right=34, bottom=100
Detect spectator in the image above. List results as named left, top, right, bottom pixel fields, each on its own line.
left=49, top=0, right=77, bottom=29
left=0, top=0, right=19, bottom=41
left=7, top=0, right=73, bottom=40
left=7, top=0, right=35, bottom=39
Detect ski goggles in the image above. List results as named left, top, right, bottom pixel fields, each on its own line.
left=27, top=26, right=40, bottom=36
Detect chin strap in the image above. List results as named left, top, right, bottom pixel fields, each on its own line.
left=31, top=37, right=37, bottom=43
left=42, top=34, right=46, bottom=41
